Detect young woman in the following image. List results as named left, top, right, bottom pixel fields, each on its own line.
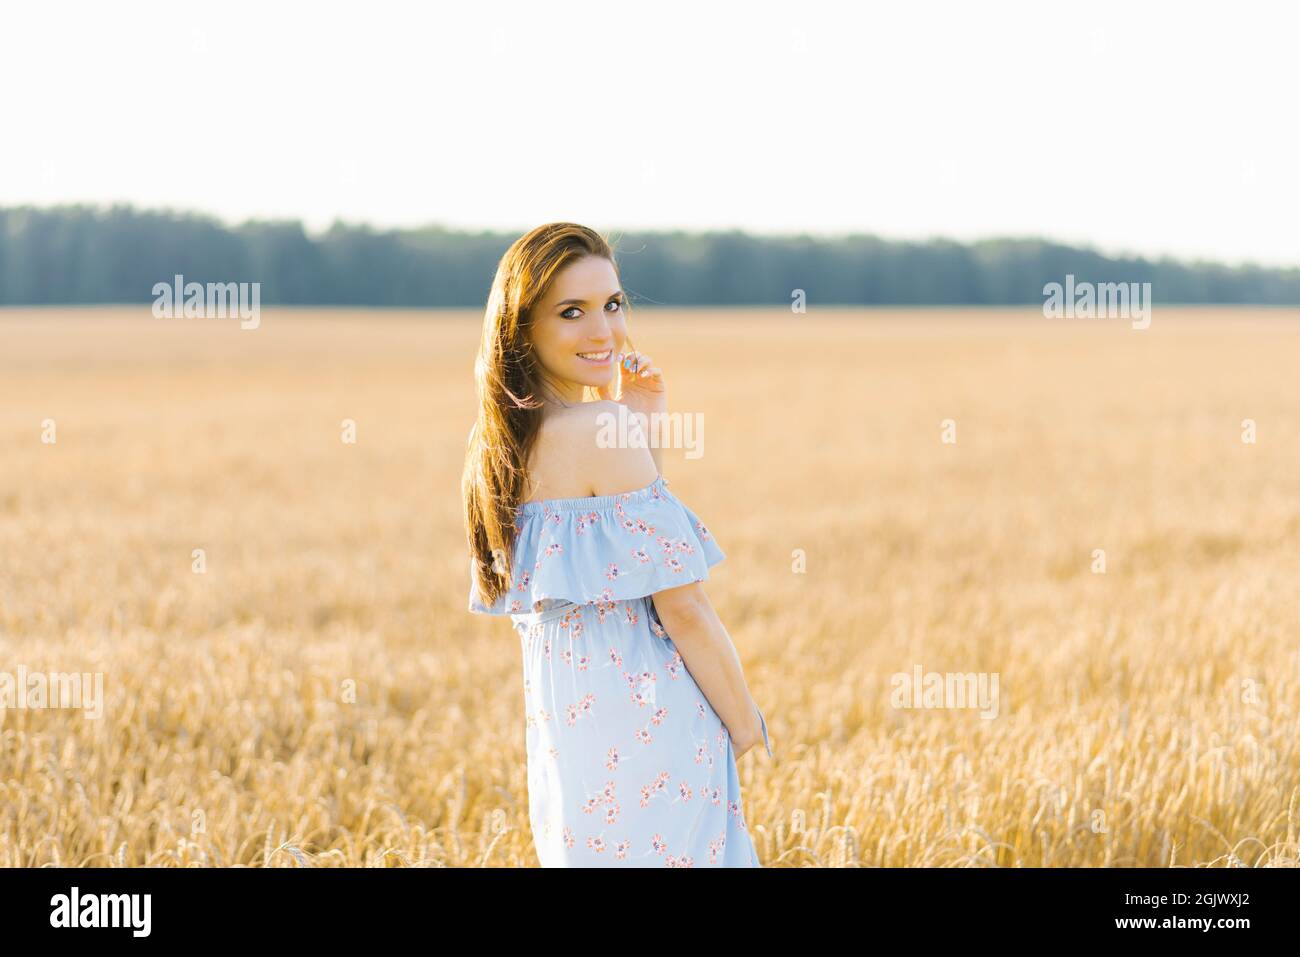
left=463, top=222, right=772, bottom=867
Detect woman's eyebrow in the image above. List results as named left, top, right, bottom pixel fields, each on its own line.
left=554, top=290, right=624, bottom=307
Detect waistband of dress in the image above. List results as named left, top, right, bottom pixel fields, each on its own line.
left=511, top=595, right=651, bottom=627
left=511, top=600, right=583, bottom=627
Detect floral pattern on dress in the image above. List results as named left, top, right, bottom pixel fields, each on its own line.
left=470, top=475, right=772, bottom=866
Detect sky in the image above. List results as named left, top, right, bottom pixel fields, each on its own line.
left=4, top=0, right=1298, bottom=266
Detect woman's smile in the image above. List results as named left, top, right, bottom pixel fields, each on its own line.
left=576, top=349, right=612, bottom=365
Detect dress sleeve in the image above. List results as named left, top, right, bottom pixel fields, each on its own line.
left=469, top=481, right=725, bottom=615
left=530, top=488, right=725, bottom=607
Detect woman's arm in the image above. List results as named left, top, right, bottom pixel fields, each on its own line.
left=650, top=581, right=766, bottom=757
left=645, top=429, right=664, bottom=477
left=576, top=426, right=764, bottom=750
left=611, top=350, right=665, bottom=479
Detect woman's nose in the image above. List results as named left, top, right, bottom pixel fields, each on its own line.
left=587, top=315, right=614, bottom=342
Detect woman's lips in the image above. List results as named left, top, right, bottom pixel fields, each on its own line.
left=577, top=349, right=612, bottom=365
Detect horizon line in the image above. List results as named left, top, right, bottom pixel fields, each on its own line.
left=5, top=201, right=1298, bottom=275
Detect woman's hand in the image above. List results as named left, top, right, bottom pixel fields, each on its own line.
left=598, top=349, right=664, bottom=410
left=731, top=734, right=756, bottom=760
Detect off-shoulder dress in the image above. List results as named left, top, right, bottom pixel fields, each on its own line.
left=469, top=474, right=771, bottom=867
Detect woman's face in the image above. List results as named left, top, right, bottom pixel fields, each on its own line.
left=528, top=255, right=627, bottom=403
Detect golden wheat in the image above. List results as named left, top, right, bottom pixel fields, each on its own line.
left=0, top=306, right=1297, bottom=867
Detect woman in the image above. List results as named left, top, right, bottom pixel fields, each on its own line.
left=463, top=222, right=772, bottom=867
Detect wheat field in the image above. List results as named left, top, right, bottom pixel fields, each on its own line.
left=0, top=306, right=1297, bottom=867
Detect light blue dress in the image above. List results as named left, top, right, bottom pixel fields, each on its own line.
left=469, top=473, right=772, bottom=867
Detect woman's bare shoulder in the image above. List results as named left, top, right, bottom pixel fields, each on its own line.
left=526, top=402, right=655, bottom=500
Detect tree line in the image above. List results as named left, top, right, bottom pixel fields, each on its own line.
left=2, top=204, right=1298, bottom=307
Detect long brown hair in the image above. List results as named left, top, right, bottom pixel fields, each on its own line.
left=462, top=222, right=633, bottom=608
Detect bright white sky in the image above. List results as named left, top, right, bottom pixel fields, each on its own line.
left=4, top=0, right=1297, bottom=266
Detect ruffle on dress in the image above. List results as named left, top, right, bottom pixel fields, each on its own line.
left=468, top=475, right=724, bottom=616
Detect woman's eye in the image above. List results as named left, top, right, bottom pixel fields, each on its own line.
left=561, top=307, right=580, bottom=319
left=606, top=299, right=623, bottom=312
